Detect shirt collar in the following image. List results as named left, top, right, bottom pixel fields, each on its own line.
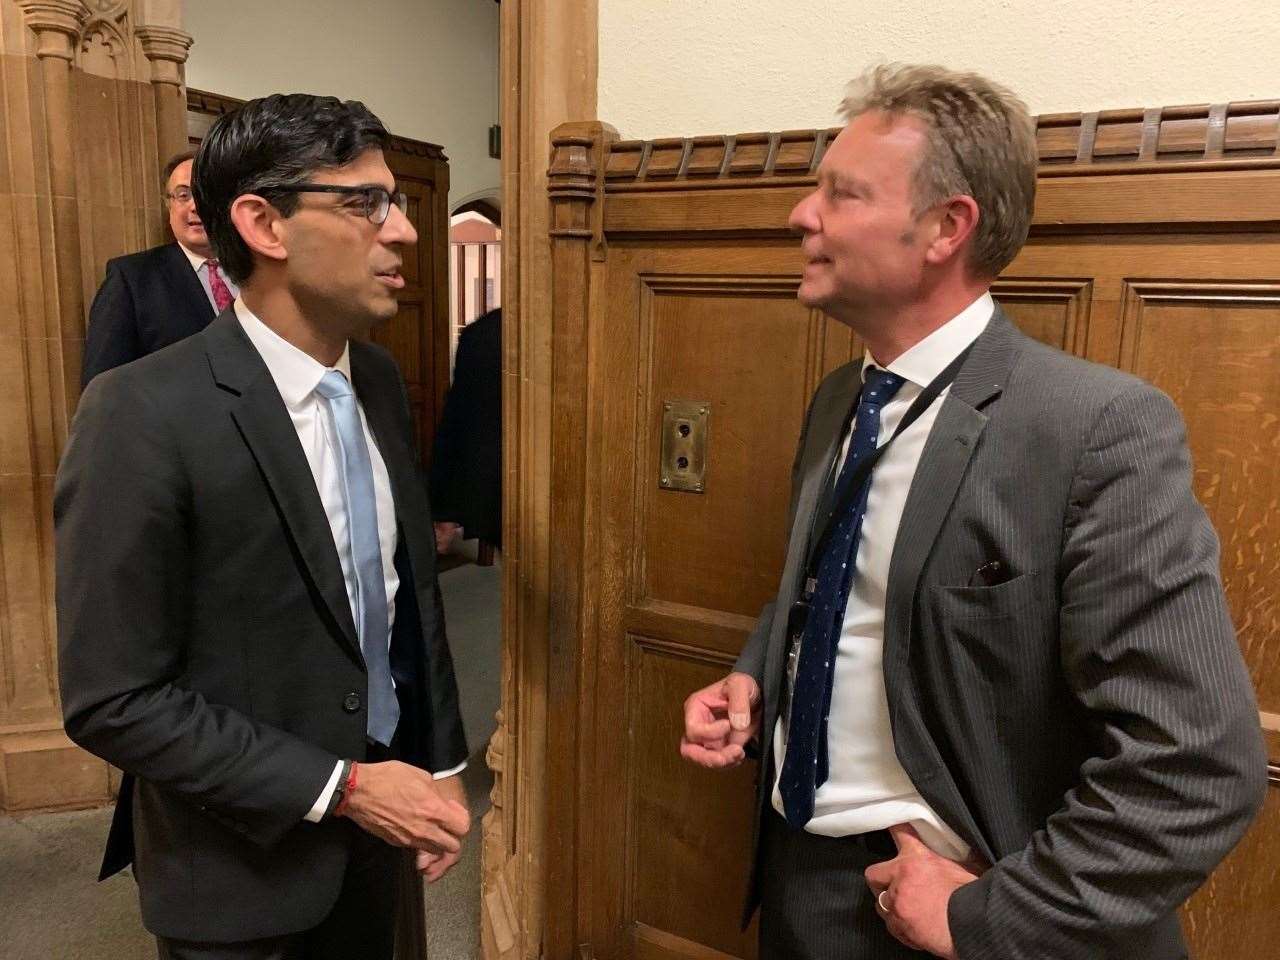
left=234, top=300, right=352, bottom=409
left=862, top=292, right=994, bottom=387
left=176, top=241, right=211, bottom=273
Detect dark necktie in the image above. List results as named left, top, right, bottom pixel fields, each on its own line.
left=779, top=366, right=907, bottom=829
left=205, top=259, right=235, bottom=313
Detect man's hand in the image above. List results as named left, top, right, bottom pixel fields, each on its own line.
left=338, top=760, right=470, bottom=856
left=864, top=824, right=985, bottom=959
left=434, top=521, right=462, bottom=554
left=679, top=672, right=761, bottom=769
left=414, top=774, right=469, bottom=883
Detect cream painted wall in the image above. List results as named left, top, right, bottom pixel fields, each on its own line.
left=598, top=0, right=1277, bottom=139
left=183, top=0, right=499, bottom=207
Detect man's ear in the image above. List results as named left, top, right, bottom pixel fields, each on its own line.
left=924, top=194, right=980, bottom=267
left=229, top=194, right=288, bottom=267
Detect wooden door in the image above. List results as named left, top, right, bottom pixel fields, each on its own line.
left=586, top=243, right=853, bottom=960
left=369, top=144, right=452, bottom=464
left=544, top=106, right=1280, bottom=959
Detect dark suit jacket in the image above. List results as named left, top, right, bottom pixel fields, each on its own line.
left=56, top=311, right=468, bottom=942
left=81, top=242, right=215, bottom=387
left=735, top=306, right=1266, bottom=959
left=429, top=308, right=502, bottom=546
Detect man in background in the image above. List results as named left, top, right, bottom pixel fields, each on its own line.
left=58, top=94, right=469, bottom=959
left=681, top=64, right=1264, bottom=959
left=81, top=150, right=238, bottom=386
left=431, top=306, right=502, bottom=554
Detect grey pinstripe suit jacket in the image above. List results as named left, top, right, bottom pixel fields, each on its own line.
left=734, top=304, right=1267, bottom=959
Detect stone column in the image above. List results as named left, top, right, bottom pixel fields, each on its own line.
left=136, top=22, right=192, bottom=161
left=0, top=0, right=97, bottom=815
left=0, top=0, right=186, bottom=813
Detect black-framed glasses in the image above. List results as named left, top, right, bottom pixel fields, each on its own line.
left=270, top=184, right=408, bottom=225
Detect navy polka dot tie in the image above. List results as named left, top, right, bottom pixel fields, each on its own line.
left=779, top=366, right=906, bottom=829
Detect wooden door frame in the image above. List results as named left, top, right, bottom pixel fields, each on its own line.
left=485, top=2, right=599, bottom=959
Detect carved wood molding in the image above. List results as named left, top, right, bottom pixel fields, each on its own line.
left=592, top=98, right=1280, bottom=193
left=185, top=88, right=447, bottom=161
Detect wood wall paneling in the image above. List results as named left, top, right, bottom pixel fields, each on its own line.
left=636, top=276, right=813, bottom=622
left=628, top=637, right=757, bottom=959
left=548, top=99, right=1280, bottom=958
left=1116, top=281, right=1280, bottom=708
left=988, top=278, right=1093, bottom=354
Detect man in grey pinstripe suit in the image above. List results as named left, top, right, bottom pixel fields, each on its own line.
left=681, top=64, right=1265, bottom=959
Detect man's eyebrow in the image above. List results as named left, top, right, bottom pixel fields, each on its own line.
left=826, top=172, right=872, bottom=195
left=816, top=167, right=870, bottom=193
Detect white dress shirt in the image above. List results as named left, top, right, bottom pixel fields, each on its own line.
left=178, top=242, right=240, bottom=311
left=771, top=292, right=994, bottom=860
left=234, top=302, right=463, bottom=823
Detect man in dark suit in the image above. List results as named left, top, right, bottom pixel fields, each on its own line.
left=680, top=64, right=1265, bottom=959
left=430, top=307, right=502, bottom=553
left=81, top=150, right=240, bottom=386
left=57, top=94, right=469, bottom=959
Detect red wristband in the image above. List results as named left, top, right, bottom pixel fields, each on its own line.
left=334, top=760, right=359, bottom=817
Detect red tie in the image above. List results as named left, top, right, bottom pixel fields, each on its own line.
left=206, top=259, right=234, bottom=313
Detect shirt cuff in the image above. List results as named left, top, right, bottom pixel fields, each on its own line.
left=432, top=761, right=467, bottom=780
left=304, top=760, right=346, bottom=823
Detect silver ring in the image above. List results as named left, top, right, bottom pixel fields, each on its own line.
left=877, top=890, right=891, bottom=913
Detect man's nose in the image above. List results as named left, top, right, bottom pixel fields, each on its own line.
left=380, top=203, right=418, bottom=246
left=788, top=190, right=820, bottom=234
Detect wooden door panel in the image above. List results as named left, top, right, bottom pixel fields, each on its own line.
left=990, top=278, right=1094, bottom=354
left=592, top=244, right=852, bottom=958
left=1116, top=284, right=1280, bottom=706
left=627, top=639, right=758, bottom=959
left=637, top=277, right=816, bottom=619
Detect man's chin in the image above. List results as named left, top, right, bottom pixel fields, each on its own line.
left=795, top=283, right=829, bottom=310
left=367, top=296, right=400, bottom=325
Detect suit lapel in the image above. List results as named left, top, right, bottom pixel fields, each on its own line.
left=799, top=363, right=863, bottom=570
left=163, top=243, right=216, bottom=331
left=883, top=307, right=1022, bottom=650
left=880, top=307, right=1025, bottom=862
left=349, top=345, right=435, bottom=603
left=203, top=314, right=363, bottom=664
left=761, top=362, right=863, bottom=743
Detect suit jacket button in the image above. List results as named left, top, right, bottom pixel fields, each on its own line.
left=343, top=692, right=362, bottom=713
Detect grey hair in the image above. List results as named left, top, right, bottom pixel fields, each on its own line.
left=840, top=63, right=1037, bottom=277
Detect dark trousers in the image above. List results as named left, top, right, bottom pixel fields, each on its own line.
left=759, top=810, right=930, bottom=960
left=157, top=742, right=403, bottom=960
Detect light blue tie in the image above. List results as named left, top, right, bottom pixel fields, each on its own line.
left=315, top=370, right=399, bottom=746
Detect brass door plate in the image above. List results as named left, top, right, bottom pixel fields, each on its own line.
left=660, top=400, right=709, bottom=493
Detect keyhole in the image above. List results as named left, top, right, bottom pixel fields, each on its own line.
left=677, top=422, right=691, bottom=437
left=676, top=456, right=689, bottom=470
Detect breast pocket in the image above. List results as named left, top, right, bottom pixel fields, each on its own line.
left=923, top=570, right=1055, bottom=694
left=932, top=570, right=1043, bottom=619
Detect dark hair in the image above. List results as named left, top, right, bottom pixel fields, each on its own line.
left=192, top=93, right=389, bottom=284
left=161, top=150, right=197, bottom=190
